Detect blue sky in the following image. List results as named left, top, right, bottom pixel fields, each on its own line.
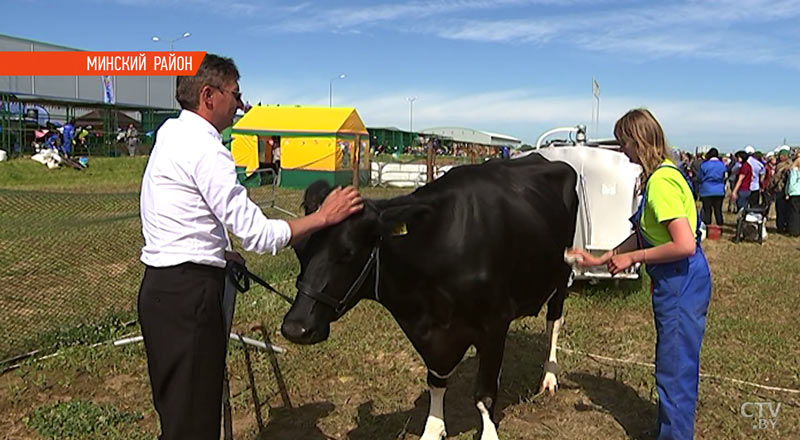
left=7, top=0, right=800, bottom=151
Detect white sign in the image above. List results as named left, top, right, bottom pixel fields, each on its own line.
left=741, top=401, right=781, bottom=430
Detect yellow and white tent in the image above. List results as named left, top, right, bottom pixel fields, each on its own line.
left=228, top=106, right=370, bottom=188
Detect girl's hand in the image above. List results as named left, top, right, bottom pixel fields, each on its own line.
left=608, top=253, right=636, bottom=275
left=566, top=249, right=611, bottom=267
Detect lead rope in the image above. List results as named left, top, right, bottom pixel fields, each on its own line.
left=374, top=239, right=382, bottom=303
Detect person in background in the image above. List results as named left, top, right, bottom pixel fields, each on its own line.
left=761, top=152, right=777, bottom=219
left=690, top=152, right=704, bottom=200
left=126, top=123, right=138, bottom=157
left=697, top=148, right=726, bottom=227
left=731, top=150, right=753, bottom=212
left=76, top=125, right=90, bottom=151
left=44, top=125, right=60, bottom=151
left=745, top=145, right=765, bottom=207
left=272, top=142, right=281, bottom=169
left=61, top=120, right=75, bottom=158
left=569, top=109, right=710, bottom=440
left=770, top=148, right=793, bottom=233
left=786, top=153, right=800, bottom=237
left=726, top=153, right=740, bottom=212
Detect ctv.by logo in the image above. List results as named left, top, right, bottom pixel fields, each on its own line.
left=740, top=402, right=781, bottom=430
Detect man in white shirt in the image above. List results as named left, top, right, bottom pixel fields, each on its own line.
left=745, top=145, right=766, bottom=207
left=138, top=54, right=362, bottom=440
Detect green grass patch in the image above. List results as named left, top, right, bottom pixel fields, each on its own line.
left=0, top=156, right=148, bottom=192
left=25, top=400, right=147, bottom=440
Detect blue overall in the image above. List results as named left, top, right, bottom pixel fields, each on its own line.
left=630, top=164, right=711, bottom=440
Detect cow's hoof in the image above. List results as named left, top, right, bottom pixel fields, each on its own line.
left=479, top=424, right=499, bottom=440
left=420, top=417, right=446, bottom=440
left=538, top=371, right=558, bottom=396
left=420, top=431, right=446, bottom=440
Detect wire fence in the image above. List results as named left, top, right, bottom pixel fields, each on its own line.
left=0, top=188, right=143, bottom=363
left=0, top=182, right=306, bottom=366
left=0, top=154, right=492, bottom=363
left=1, top=93, right=177, bottom=159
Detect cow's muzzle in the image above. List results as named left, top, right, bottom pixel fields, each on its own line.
left=281, top=318, right=330, bottom=345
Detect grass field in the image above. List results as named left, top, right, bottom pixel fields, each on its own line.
left=1, top=156, right=798, bottom=439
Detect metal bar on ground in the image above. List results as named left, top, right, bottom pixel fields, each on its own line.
left=256, top=324, right=292, bottom=409
left=237, top=333, right=265, bottom=432
left=230, top=333, right=286, bottom=353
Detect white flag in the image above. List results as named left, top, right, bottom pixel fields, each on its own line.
left=102, top=76, right=115, bottom=104
left=592, top=78, right=600, bottom=98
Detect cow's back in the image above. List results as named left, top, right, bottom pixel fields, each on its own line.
left=389, top=154, right=577, bottom=319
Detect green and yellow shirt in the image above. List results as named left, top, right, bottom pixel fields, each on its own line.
left=640, top=159, right=697, bottom=246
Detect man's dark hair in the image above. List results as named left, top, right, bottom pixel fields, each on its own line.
left=176, top=54, right=240, bottom=111
left=706, top=147, right=718, bottom=159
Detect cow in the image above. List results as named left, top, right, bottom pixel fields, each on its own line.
left=281, top=153, right=578, bottom=440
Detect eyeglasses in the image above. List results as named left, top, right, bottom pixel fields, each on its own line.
left=211, top=85, right=242, bottom=102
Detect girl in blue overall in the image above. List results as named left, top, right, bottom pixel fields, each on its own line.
left=569, top=109, right=711, bottom=439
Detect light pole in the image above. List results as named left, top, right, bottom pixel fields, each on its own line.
left=406, top=95, right=417, bottom=134
left=152, top=31, right=191, bottom=51
left=329, top=73, right=345, bottom=107
left=152, top=32, right=192, bottom=109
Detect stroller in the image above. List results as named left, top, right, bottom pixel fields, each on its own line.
left=734, top=205, right=767, bottom=244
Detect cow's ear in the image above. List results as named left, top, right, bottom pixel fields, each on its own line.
left=301, top=180, right=333, bottom=215
left=377, top=203, right=432, bottom=237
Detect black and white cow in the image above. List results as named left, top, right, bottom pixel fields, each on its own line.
left=282, top=153, right=578, bottom=440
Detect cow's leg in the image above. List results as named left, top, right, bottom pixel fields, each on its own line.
left=420, top=372, right=448, bottom=440
left=419, top=335, right=470, bottom=440
left=539, top=282, right=567, bottom=395
left=474, top=324, right=509, bottom=440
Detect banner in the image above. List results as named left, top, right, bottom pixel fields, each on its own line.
left=0, top=52, right=206, bottom=76
left=102, top=76, right=114, bottom=104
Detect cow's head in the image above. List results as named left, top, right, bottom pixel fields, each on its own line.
left=281, top=180, right=430, bottom=345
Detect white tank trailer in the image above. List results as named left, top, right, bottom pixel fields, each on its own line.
left=520, top=125, right=643, bottom=281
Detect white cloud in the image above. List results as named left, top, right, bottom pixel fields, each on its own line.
left=435, top=0, right=800, bottom=67
left=264, top=0, right=800, bottom=69
left=263, top=0, right=594, bottom=33
left=108, top=0, right=261, bottom=15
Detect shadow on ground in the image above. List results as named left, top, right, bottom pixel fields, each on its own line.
left=252, top=326, right=657, bottom=439
left=568, top=372, right=657, bottom=440
left=257, top=402, right=336, bottom=440
left=340, top=331, right=654, bottom=439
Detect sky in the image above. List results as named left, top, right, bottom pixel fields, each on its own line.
left=5, top=0, right=800, bottom=151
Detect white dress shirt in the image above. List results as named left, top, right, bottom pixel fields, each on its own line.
left=140, top=110, right=292, bottom=268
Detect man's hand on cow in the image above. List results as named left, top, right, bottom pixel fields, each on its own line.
left=318, top=186, right=364, bottom=226
left=225, top=250, right=246, bottom=265
left=607, top=252, right=635, bottom=275
left=566, top=249, right=610, bottom=267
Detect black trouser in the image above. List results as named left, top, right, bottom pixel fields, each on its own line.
left=700, top=196, right=724, bottom=226
left=789, top=196, right=800, bottom=237
left=138, top=262, right=227, bottom=440
left=748, top=190, right=762, bottom=208
left=775, top=195, right=790, bottom=233
left=762, top=191, right=775, bottom=219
